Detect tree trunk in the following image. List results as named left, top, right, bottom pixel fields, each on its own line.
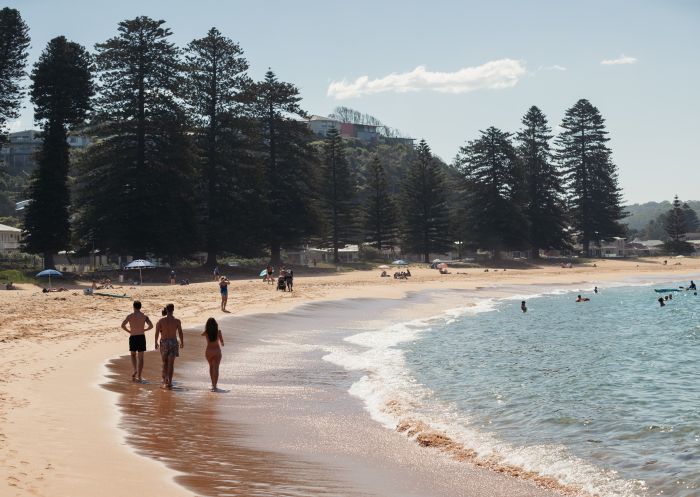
left=205, top=251, right=218, bottom=268
left=44, top=252, right=54, bottom=270
left=424, top=251, right=429, bottom=263
left=270, top=243, right=281, bottom=267
left=582, top=239, right=590, bottom=256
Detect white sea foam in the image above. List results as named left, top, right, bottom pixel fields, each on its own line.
left=322, top=294, right=648, bottom=497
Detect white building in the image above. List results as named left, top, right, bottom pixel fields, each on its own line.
left=0, top=223, right=21, bottom=252
left=307, top=115, right=341, bottom=137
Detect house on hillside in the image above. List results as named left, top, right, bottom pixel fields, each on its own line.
left=0, top=223, right=21, bottom=252
left=0, top=130, right=89, bottom=173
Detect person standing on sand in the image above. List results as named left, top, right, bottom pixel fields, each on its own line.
left=155, top=303, right=184, bottom=389
left=219, top=276, right=230, bottom=312
left=201, top=317, right=224, bottom=391
left=121, top=300, right=153, bottom=382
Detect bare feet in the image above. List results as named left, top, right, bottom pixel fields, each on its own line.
left=131, top=371, right=137, bottom=381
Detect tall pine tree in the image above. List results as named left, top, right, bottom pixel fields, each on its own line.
left=516, top=106, right=569, bottom=257
left=0, top=8, right=30, bottom=143
left=556, top=99, right=625, bottom=254
left=364, top=155, right=398, bottom=250
left=185, top=27, right=261, bottom=265
left=252, top=70, right=318, bottom=266
left=319, top=127, right=356, bottom=262
left=401, top=139, right=451, bottom=262
left=74, top=17, right=198, bottom=260
left=23, top=37, right=93, bottom=269
left=456, top=127, right=529, bottom=260
left=664, top=195, right=693, bottom=254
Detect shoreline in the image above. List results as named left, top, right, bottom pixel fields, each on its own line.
left=2, top=258, right=699, bottom=496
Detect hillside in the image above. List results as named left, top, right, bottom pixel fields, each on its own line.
left=624, top=200, right=700, bottom=231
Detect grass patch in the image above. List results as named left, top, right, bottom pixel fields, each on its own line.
left=0, top=269, right=37, bottom=284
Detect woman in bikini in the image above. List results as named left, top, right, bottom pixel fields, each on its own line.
left=201, top=317, right=224, bottom=391
left=219, top=276, right=229, bottom=311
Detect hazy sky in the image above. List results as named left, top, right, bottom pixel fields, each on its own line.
left=6, top=0, right=699, bottom=204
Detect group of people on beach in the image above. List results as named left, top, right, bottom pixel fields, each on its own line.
left=121, top=301, right=224, bottom=391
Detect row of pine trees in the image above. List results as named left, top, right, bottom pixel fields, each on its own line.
left=1, top=10, right=627, bottom=268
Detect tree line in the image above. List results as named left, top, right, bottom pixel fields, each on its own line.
left=2, top=9, right=628, bottom=268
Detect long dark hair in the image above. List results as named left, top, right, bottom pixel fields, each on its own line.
left=205, top=317, right=218, bottom=342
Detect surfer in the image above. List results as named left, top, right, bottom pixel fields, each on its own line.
left=121, top=300, right=153, bottom=382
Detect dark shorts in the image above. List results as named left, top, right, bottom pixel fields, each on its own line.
left=129, top=334, right=146, bottom=352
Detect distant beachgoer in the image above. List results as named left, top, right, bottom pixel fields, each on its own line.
left=121, top=300, right=153, bottom=382
left=266, top=265, right=273, bottom=284
left=313, top=258, right=317, bottom=268
left=663, top=260, right=667, bottom=265
left=668, top=294, right=673, bottom=300
left=594, top=286, right=598, bottom=294
left=219, top=276, right=230, bottom=312
left=406, top=269, right=411, bottom=277
left=576, top=295, right=589, bottom=302
left=664, top=295, right=669, bottom=301
left=170, top=270, right=176, bottom=285
left=521, top=301, right=527, bottom=313
left=155, top=303, right=184, bottom=389
left=285, top=268, right=294, bottom=291
left=658, top=297, right=665, bottom=307
left=201, top=317, right=224, bottom=392
left=689, top=280, right=696, bottom=291
left=213, top=266, right=219, bottom=281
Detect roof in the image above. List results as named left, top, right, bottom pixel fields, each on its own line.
left=308, top=115, right=340, bottom=123
left=0, top=223, right=21, bottom=232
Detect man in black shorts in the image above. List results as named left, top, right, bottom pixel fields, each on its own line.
left=121, top=300, right=154, bottom=382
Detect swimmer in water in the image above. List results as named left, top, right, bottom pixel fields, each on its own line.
left=521, top=301, right=527, bottom=313
left=594, top=286, right=598, bottom=294
left=576, top=295, right=590, bottom=302
left=658, top=297, right=665, bottom=307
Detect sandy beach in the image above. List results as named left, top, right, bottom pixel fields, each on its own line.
left=1, top=257, right=698, bottom=497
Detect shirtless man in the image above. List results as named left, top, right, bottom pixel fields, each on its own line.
left=121, top=300, right=153, bottom=382
left=155, top=303, right=184, bottom=389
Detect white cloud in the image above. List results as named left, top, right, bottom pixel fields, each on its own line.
left=601, top=55, right=637, bottom=65
left=327, top=59, right=526, bottom=100
left=545, top=65, right=567, bottom=71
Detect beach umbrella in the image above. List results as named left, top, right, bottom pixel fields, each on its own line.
left=378, top=265, right=390, bottom=269
left=36, top=269, right=63, bottom=289
left=432, top=258, right=442, bottom=263
left=392, top=259, right=408, bottom=266
left=259, top=269, right=268, bottom=278
left=124, top=259, right=156, bottom=284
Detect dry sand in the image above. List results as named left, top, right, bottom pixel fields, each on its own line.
left=1, top=257, right=697, bottom=496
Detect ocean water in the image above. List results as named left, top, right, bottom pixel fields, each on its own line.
left=324, top=283, right=700, bottom=497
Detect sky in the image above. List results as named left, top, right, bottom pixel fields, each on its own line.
left=5, top=0, right=699, bottom=204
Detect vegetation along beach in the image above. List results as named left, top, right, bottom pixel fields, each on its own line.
left=1, top=2, right=698, bottom=497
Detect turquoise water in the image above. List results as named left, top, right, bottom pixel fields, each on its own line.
left=403, top=284, right=700, bottom=496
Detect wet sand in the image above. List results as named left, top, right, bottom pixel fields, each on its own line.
left=105, top=291, right=567, bottom=497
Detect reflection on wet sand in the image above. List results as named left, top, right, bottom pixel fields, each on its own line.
left=103, top=348, right=360, bottom=497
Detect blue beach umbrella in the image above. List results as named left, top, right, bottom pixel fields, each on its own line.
left=392, top=259, right=408, bottom=266
left=36, top=268, right=63, bottom=289
left=259, top=269, right=267, bottom=278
